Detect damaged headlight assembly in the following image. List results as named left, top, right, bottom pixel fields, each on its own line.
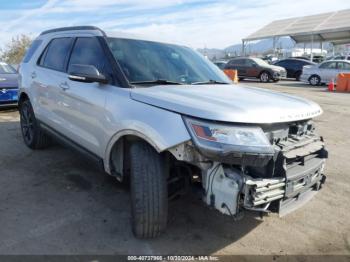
left=183, top=116, right=275, bottom=160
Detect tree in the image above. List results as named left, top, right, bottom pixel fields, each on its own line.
left=0, top=35, right=32, bottom=65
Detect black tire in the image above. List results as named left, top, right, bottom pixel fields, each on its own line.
left=19, top=99, right=51, bottom=149
left=308, top=75, right=321, bottom=86
left=129, top=141, right=168, bottom=238
left=259, top=71, right=271, bottom=83
left=295, top=71, right=302, bottom=81
left=239, top=77, right=244, bottom=81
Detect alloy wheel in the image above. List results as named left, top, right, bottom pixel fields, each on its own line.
left=260, top=72, right=270, bottom=82
left=20, top=103, right=34, bottom=145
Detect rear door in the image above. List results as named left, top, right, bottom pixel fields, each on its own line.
left=319, top=61, right=338, bottom=82
left=32, top=37, right=74, bottom=126
left=226, top=59, right=245, bottom=77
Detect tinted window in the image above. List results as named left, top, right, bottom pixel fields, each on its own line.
left=68, top=37, right=109, bottom=74
left=245, top=59, right=256, bottom=67
left=319, top=62, right=337, bottom=69
left=23, top=40, right=42, bottom=63
left=338, top=62, right=350, bottom=70
left=229, top=59, right=244, bottom=65
left=40, top=38, right=73, bottom=71
left=275, top=60, right=287, bottom=67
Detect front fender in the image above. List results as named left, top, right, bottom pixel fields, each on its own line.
left=103, top=95, right=191, bottom=173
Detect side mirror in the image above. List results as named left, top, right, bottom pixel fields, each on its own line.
left=252, top=63, right=257, bottom=68
left=68, top=64, right=108, bottom=84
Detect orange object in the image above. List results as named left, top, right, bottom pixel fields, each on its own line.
left=224, top=69, right=239, bottom=84
left=336, top=73, right=350, bottom=92
left=328, top=79, right=335, bottom=92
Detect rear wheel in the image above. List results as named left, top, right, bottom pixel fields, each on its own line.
left=129, top=141, right=168, bottom=238
left=239, top=77, right=244, bottom=81
left=308, top=75, right=321, bottom=86
left=19, top=99, right=51, bottom=149
left=259, top=71, right=271, bottom=83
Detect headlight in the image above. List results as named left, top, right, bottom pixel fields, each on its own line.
left=183, top=117, right=274, bottom=156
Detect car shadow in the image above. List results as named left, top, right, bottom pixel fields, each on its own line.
left=0, top=118, right=263, bottom=255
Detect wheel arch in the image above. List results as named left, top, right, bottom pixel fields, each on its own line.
left=259, top=70, right=271, bottom=77
left=18, top=91, right=30, bottom=105
left=105, top=129, right=183, bottom=178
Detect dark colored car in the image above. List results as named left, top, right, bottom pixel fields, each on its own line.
left=224, top=57, right=286, bottom=82
left=0, top=62, right=18, bottom=106
left=274, top=58, right=316, bottom=81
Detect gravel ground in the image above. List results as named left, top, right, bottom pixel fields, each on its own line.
left=0, top=80, right=349, bottom=255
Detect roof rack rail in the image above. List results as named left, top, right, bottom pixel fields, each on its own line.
left=40, top=26, right=106, bottom=36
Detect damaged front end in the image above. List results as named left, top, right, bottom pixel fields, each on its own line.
left=170, top=117, right=328, bottom=218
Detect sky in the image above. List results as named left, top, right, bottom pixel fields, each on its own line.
left=1, top=0, right=350, bottom=49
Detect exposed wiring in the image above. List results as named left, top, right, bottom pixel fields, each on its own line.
left=205, top=163, right=220, bottom=196
left=210, top=164, right=221, bottom=197
left=222, top=203, right=234, bottom=217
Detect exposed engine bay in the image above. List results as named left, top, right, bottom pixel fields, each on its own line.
left=169, top=119, right=327, bottom=217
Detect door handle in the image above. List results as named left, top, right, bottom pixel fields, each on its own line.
left=31, top=72, right=37, bottom=79
left=59, top=82, right=70, bottom=90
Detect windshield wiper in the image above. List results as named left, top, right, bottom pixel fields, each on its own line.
left=191, top=80, right=230, bottom=85
left=130, top=79, right=184, bottom=86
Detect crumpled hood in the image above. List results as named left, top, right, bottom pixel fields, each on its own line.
left=130, top=84, right=322, bottom=124
left=0, top=74, right=18, bottom=88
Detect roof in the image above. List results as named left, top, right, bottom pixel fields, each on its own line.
left=243, top=9, right=350, bottom=44
left=40, top=26, right=106, bottom=36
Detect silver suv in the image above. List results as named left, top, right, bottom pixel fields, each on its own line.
left=19, top=26, right=328, bottom=238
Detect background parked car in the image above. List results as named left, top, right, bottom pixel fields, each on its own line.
left=224, top=57, right=286, bottom=82
left=300, top=60, right=350, bottom=86
left=290, top=56, right=325, bottom=63
left=327, top=55, right=350, bottom=61
left=274, top=58, right=316, bottom=80
left=213, top=60, right=227, bottom=70
left=0, top=62, right=18, bottom=106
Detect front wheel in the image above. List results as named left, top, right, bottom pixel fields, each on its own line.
left=260, top=71, right=271, bottom=83
left=129, top=141, right=168, bottom=238
left=308, top=75, right=321, bottom=86
left=19, top=99, right=51, bottom=149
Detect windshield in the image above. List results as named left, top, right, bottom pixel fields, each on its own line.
left=0, top=63, right=16, bottom=74
left=106, top=37, right=231, bottom=85
left=252, top=58, right=270, bottom=66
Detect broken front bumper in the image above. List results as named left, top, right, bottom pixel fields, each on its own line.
left=243, top=158, right=326, bottom=216
left=242, top=136, right=328, bottom=216
left=204, top=135, right=328, bottom=217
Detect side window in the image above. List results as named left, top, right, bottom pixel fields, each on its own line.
left=338, top=62, right=350, bottom=70
left=23, top=40, right=43, bottom=63
left=319, top=62, right=337, bottom=69
left=276, top=60, right=286, bottom=67
left=228, top=59, right=237, bottom=66
left=68, top=37, right=109, bottom=74
left=246, top=59, right=255, bottom=67
left=39, top=38, right=73, bottom=71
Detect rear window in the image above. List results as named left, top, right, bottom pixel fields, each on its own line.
left=22, top=40, right=42, bottom=63
left=39, top=38, right=73, bottom=72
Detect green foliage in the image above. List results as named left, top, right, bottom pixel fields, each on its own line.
left=0, top=35, right=32, bottom=65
